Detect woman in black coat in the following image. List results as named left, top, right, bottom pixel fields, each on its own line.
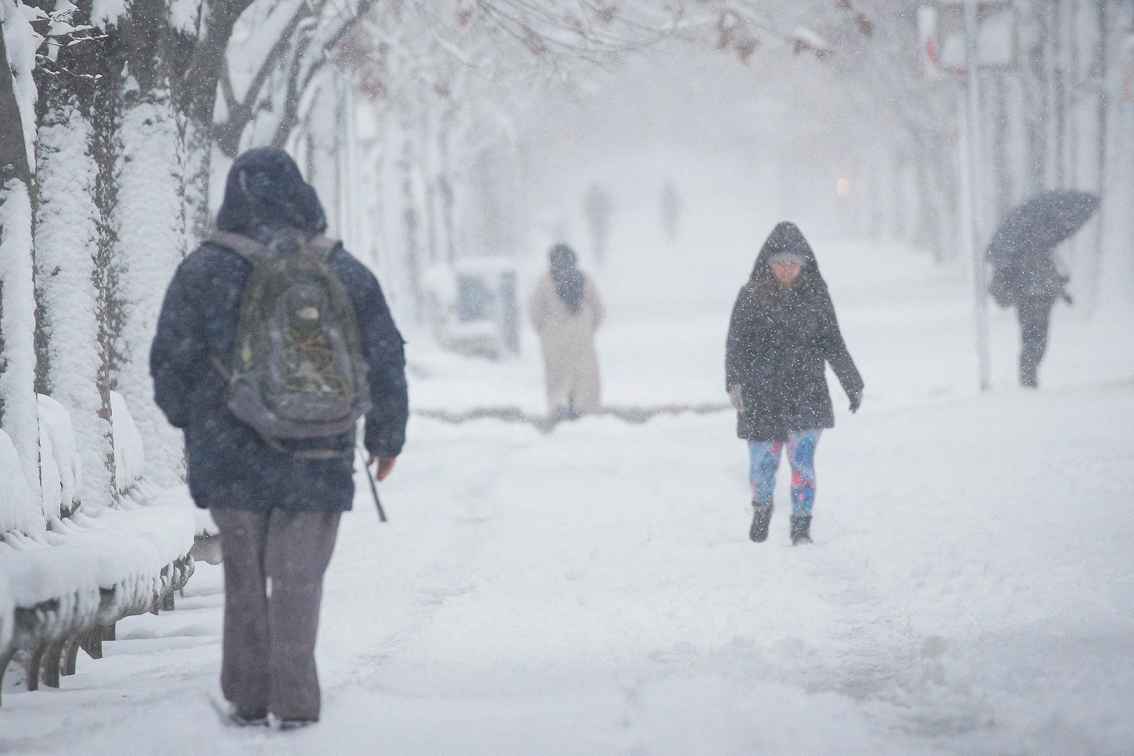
left=725, top=222, right=863, bottom=545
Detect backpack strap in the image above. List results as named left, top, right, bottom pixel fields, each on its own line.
left=304, top=235, right=341, bottom=262
left=207, top=231, right=271, bottom=261
left=210, top=231, right=341, bottom=262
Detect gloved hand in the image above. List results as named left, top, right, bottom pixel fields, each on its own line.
left=727, top=385, right=744, bottom=413
left=848, top=387, right=863, bottom=414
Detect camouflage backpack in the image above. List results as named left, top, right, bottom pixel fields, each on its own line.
left=209, top=230, right=371, bottom=444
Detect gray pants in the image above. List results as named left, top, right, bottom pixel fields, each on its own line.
left=211, top=508, right=341, bottom=721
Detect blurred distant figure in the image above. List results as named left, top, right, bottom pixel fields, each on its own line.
left=583, top=184, right=614, bottom=265
left=985, top=189, right=1097, bottom=389
left=660, top=179, right=683, bottom=242
left=529, top=244, right=605, bottom=420
left=725, top=222, right=863, bottom=546
left=989, top=253, right=1072, bottom=389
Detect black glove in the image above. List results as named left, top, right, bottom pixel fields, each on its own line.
left=848, top=387, right=863, bottom=414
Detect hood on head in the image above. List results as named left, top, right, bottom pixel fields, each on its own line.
left=548, top=243, right=584, bottom=313
left=751, top=221, right=821, bottom=284
left=549, top=243, right=577, bottom=271
left=215, top=147, right=327, bottom=236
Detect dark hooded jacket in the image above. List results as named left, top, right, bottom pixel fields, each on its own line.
left=725, top=223, right=862, bottom=441
left=989, top=251, right=1069, bottom=307
left=150, top=148, right=408, bottom=512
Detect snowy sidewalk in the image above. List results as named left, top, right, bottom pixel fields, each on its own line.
left=6, top=240, right=1132, bottom=754
left=4, top=381, right=1134, bottom=755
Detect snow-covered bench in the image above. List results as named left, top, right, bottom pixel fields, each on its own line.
left=0, top=393, right=196, bottom=704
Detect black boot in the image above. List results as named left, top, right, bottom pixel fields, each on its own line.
left=749, top=503, right=773, bottom=543
left=224, top=704, right=269, bottom=728
left=790, top=515, right=812, bottom=545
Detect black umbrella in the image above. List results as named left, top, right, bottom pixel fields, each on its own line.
left=986, top=190, right=1100, bottom=267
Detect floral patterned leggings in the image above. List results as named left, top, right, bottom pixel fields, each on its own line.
left=747, top=430, right=822, bottom=516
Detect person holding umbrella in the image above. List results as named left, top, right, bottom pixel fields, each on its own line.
left=987, top=190, right=1099, bottom=388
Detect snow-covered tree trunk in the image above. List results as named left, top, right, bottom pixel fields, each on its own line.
left=1101, top=0, right=1134, bottom=304
left=180, top=117, right=212, bottom=245
left=437, top=100, right=459, bottom=264
left=1, top=2, right=41, bottom=509
left=1048, top=1, right=1062, bottom=187
left=76, top=0, right=189, bottom=489
left=1066, top=1, right=1082, bottom=194
left=0, top=178, right=39, bottom=502
left=115, top=75, right=187, bottom=488
left=399, top=109, right=426, bottom=322
left=34, top=90, right=116, bottom=511
left=991, top=73, right=1013, bottom=220
left=911, top=127, right=957, bottom=263
left=364, top=132, right=387, bottom=268
left=1079, top=0, right=1109, bottom=312
left=298, top=75, right=341, bottom=233
left=1023, top=2, right=1052, bottom=194
left=409, top=86, right=438, bottom=268
left=169, top=0, right=254, bottom=245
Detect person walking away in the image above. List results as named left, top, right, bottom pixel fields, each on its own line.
left=990, top=252, right=1071, bottom=388
left=150, top=148, right=409, bottom=729
left=725, top=222, right=863, bottom=545
left=529, top=243, right=605, bottom=420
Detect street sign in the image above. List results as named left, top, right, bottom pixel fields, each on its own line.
left=919, top=2, right=1017, bottom=78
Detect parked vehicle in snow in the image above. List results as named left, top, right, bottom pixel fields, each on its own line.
left=424, top=258, right=521, bottom=360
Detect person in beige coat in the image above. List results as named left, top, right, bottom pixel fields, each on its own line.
left=529, top=244, right=605, bottom=419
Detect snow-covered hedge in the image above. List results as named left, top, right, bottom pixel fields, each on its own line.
left=37, top=394, right=82, bottom=520
left=0, top=430, right=42, bottom=535
left=0, top=531, right=100, bottom=620
left=109, top=391, right=145, bottom=494
left=0, top=566, right=13, bottom=656
left=0, top=391, right=196, bottom=683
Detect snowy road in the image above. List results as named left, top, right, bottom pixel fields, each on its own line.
left=5, top=383, right=1134, bottom=755
left=5, top=241, right=1134, bottom=754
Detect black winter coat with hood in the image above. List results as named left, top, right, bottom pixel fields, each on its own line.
left=725, top=222, right=863, bottom=441
left=150, top=148, right=408, bottom=512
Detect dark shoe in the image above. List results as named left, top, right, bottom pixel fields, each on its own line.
left=790, top=515, right=812, bottom=545
left=230, top=706, right=269, bottom=727
left=749, top=503, right=773, bottom=543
